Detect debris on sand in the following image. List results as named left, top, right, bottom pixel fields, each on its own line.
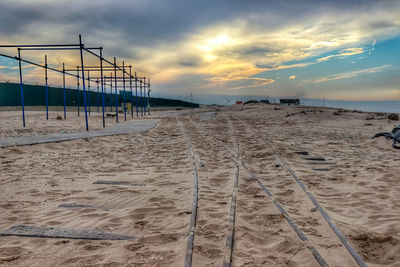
left=372, top=125, right=400, bottom=149
left=387, top=113, right=399, bottom=121
left=1, top=225, right=133, bottom=240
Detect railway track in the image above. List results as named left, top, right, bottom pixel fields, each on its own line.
left=177, top=110, right=367, bottom=266
left=179, top=112, right=326, bottom=266
left=194, top=114, right=329, bottom=266
left=176, top=117, right=199, bottom=267
left=228, top=113, right=367, bottom=267
left=177, top=115, right=239, bottom=267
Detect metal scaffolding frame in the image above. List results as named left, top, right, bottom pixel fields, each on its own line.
left=0, top=34, right=151, bottom=131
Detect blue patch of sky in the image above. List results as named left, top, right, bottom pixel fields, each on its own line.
left=254, top=35, right=400, bottom=85
left=0, top=54, right=32, bottom=76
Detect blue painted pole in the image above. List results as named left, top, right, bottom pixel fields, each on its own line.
left=104, top=81, right=107, bottom=113
left=129, top=65, right=133, bottom=118
left=17, top=48, right=26, bottom=127
left=96, top=79, right=100, bottom=113
left=140, top=78, right=143, bottom=117
left=77, top=67, right=80, bottom=116
left=148, top=77, right=151, bottom=115
left=122, top=61, right=126, bottom=121
left=45, top=55, right=48, bottom=120
left=110, top=72, right=113, bottom=112
left=100, top=48, right=105, bottom=128
left=87, top=70, right=91, bottom=116
left=79, top=34, right=89, bottom=131
left=143, top=77, right=146, bottom=117
left=135, top=71, right=138, bottom=118
left=114, top=57, right=118, bottom=123
left=63, top=63, right=66, bottom=120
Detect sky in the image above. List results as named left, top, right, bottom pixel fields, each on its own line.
left=0, top=0, right=399, bottom=103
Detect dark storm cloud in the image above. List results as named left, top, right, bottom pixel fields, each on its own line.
left=1, top=0, right=392, bottom=53
left=0, top=2, right=44, bottom=34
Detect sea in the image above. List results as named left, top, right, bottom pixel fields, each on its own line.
left=300, top=99, right=400, bottom=114
left=153, top=93, right=400, bottom=114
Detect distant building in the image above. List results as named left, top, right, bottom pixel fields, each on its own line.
left=236, top=101, right=243, bottom=104
left=280, top=98, right=300, bottom=105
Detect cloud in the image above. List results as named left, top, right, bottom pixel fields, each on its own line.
left=313, top=65, right=391, bottom=83
left=204, top=77, right=275, bottom=91
left=0, top=0, right=399, bottom=97
left=257, top=62, right=315, bottom=71
left=10, top=65, right=36, bottom=70
left=369, top=39, right=377, bottom=56
left=316, top=47, right=364, bottom=62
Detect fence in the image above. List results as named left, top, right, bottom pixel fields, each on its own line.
left=0, top=82, right=199, bottom=108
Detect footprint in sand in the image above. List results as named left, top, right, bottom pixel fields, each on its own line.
left=54, top=240, right=70, bottom=245
left=82, top=245, right=103, bottom=251
left=0, top=246, right=29, bottom=263
left=124, top=242, right=144, bottom=251
left=193, top=244, right=223, bottom=258
left=61, top=254, right=105, bottom=265
left=137, top=233, right=184, bottom=246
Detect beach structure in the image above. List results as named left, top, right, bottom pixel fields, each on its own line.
left=0, top=35, right=150, bottom=130
left=280, top=98, right=300, bottom=105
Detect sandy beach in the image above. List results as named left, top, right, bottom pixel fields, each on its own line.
left=0, top=104, right=399, bottom=266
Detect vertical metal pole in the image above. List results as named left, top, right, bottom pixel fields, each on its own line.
left=45, top=55, right=48, bottom=120
left=102, top=80, right=107, bottom=113
left=110, top=72, right=113, bottom=112
left=129, top=65, right=133, bottom=118
left=104, top=81, right=107, bottom=113
left=140, top=77, right=143, bottom=117
left=114, top=57, right=118, bottom=122
left=79, top=34, right=89, bottom=131
left=148, top=77, right=151, bottom=115
left=77, top=67, right=80, bottom=116
left=87, top=70, right=91, bottom=116
left=135, top=71, right=138, bottom=118
left=123, top=61, right=126, bottom=121
left=96, top=79, right=100, bottom=113
left=63, top=63, right=66, bottom=120
left=100, top=48, right=105, bottom=128
left=143, top=77, right=146, bottom=117
left=17, top=48, right=26, bottom=127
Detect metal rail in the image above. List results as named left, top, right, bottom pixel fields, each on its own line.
left=234, top=115, right=367, bottom=267
left=194, top=114, right=328, bottom=267
left=222, top=164, right=239, bottom=267
left=185, top=116, right=240, bottom=267
left=176, top=117, right=199, bottom=267
left=0, top=53, right=105, bottom=84
left=0, top=44, right=80, bottom=47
